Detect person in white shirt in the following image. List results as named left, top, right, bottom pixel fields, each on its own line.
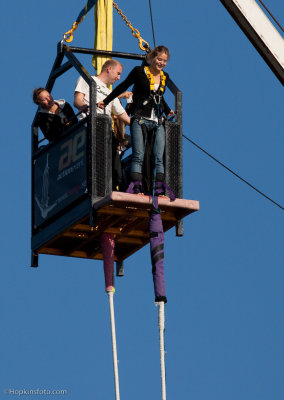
left=74, top=59, right=131, bottom=125
left=74, top=59, right=131, bottom=190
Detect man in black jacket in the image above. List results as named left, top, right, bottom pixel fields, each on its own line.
left=33, top=88, right=78, bottom=142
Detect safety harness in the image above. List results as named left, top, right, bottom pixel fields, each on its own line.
left=142, top=66, right=166, bottom=124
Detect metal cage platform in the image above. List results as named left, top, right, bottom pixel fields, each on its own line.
left=31, top=44, right=199, bottom=268
left=33, top=192, right=199, bottom=262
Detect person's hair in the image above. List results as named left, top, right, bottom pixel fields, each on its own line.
left=146, top=45, right=170, bottom=64
left=33, top=87, right=48, bottom=105
left=101, top=59, right=122, bottom=72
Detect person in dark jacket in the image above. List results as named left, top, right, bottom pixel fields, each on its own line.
left=33, top=88, right=78, bottom=142
left=98, top=46, right=174, bottom=194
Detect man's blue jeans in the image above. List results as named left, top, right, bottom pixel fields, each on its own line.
left=130, top=118, right=165, bottom=175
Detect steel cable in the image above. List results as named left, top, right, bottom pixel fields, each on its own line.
left=148, top=0, right=156, bottom=47
left=183, top=134, right=284, bottom=211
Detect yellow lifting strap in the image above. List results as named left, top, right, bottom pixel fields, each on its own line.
left=92, top=0, right=113, bottom=75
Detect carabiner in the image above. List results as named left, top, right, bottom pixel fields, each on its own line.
left=138, top=37, right=150, bottom=52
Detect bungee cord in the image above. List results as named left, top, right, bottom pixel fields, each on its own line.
left=108, top=291, right=120, bottom=400
left=158, top=301, right=166, bottom=400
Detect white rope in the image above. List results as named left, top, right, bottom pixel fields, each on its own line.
left=108, top=291, right=120, bottom=400
left=158, top=301, right=166, bottom=400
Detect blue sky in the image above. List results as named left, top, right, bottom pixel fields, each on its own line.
left=1, top=1, right=283, bottom=399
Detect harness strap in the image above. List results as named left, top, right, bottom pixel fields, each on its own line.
left=152, top=252, right=164, bottom=266
left=151, top=195, right=160, bottom=213
left=154, top=182, right=176, bottom=201
left=151, top=243, right=164, bottom=259
left=126, top=181, right=142, bottom=194
left=150, top=232, right=159, bottom=238
left=156, top=296, right=167, bottom=303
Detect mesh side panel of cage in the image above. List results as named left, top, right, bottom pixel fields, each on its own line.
left=92, top=115, right=113, bottom=198
left=164, top=122, right=182, bottom=198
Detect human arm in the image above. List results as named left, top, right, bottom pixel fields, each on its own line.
left=118, top=91, right=133, bottom=99
left=103, top=67, right=138, bottom=106
left=97, top=94, right=132, bottom=110
left=162, top=100, right=175, bottom=118
left=74, top=92, right=89, bottom=113
left=117, top=111, right=130, bottom=126
left=97, top=91, right=133, bottom=110
left=161, top=72, right=174, bottom=117
left=63, top=102, right=78, bottom=127
left=161, top=97, right=172, bottom=117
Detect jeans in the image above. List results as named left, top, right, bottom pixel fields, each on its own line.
left=130, top=118, right=165, bottom=175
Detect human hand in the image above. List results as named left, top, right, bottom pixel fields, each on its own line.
left=118, top=91, right=133, bottom=99
left=117, top=139, right=129, bottom=151
left=97, top=101, right=105, bottom=109
left=79, top=104, right=90, bottom=113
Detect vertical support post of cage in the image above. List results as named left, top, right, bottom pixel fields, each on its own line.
left=116, top=261, right=124, bottom=277
left=89, top=79, right=97, bottom=226
left=91, top=114, right=113, bottom=201
left=88, top=79, right=97, bottom=227
left=31, top=122, right=39, bottom=154
left=31, top=123, right=38, bottom=249
left=30, top=251, right=39, bottom=268
left=175, top=89, right=184, bottom=236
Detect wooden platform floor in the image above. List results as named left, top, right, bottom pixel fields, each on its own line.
left=36, top=192, right=199, bottom=262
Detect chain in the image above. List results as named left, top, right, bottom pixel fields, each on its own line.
left=63, top=21, right=80, bottom=42
left=113, top=1, right=150, bottom=52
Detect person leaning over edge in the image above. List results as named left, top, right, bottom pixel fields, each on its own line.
left=33, top=88, right=78, bottom=142
left=97, top=46, right=174, bottom=195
